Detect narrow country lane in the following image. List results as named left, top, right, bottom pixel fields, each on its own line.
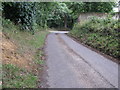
left=45, top=31, right=118, bottom=88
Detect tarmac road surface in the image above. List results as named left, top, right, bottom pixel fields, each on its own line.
left=45, top=31, right=118, bottom=88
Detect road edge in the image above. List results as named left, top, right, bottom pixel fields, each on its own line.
left=67, top=34, right=120, bottom=64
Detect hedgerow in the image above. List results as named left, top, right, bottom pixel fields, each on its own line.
left=70, top=17, right=120, bottom=59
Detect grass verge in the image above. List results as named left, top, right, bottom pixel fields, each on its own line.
left=2, top=19, right=49, bottom=88
left=3, top=64, right=37, bottom=88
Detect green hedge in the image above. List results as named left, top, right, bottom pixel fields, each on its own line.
left=70, top=17, right=120, bottom=59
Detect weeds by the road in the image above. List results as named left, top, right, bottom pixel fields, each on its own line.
left=2, top=19, right=48, bottom=88
left=69, top=17, right=119, bottom=59
left=3, top=64, right=37, bottom=88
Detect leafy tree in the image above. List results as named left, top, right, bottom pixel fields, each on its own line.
left=67, top=2, right=116, bottom=20
left=35, top=2, right=53, bottom=28
left=47, top=2, right=72, bottom=29
left=2, top=2, right=36, bottom=34
left=2, top=2, right=116, bottom=31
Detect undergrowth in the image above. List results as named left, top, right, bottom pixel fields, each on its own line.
left=69, top=16, right=120, bottom=59
left=2, top=18, right=48, bottom=88
left=3, top=64, right=37, bottom=88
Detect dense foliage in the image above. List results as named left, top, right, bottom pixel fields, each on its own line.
left=69, top=17, right=120, bottom=59
left=66, top=2, right=116, bottom=20
left=2, top=2, right=115, bottom=32
left=2, top=2, right=37, bottom=34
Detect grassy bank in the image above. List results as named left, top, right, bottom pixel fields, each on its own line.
left=2, top=19, right=49, bottom=88
left=69, top=17, right=119, bottom=59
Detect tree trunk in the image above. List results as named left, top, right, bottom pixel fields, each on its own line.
left=64, top=14, right=67, bottom=29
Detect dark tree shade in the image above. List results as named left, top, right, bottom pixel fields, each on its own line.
left=2, top=2, right=116, bottom=31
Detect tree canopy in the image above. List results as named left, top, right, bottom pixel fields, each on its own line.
left=2, top=2, right=116, bottom=32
